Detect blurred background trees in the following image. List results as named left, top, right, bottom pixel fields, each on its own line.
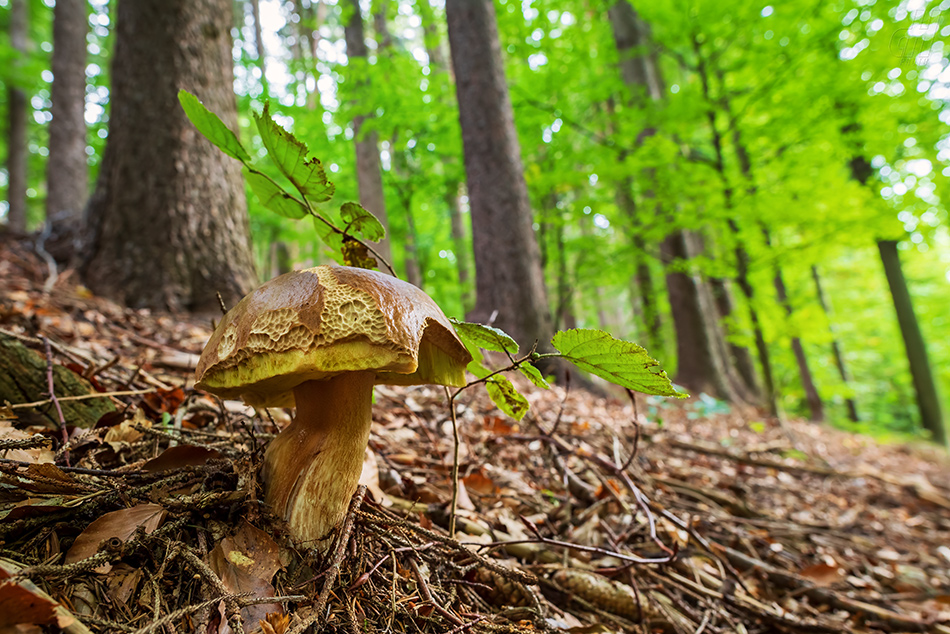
left=1, top=0, right=949, bottom=443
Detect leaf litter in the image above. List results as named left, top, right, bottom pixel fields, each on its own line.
left=0, top=236, right=949, bottom=633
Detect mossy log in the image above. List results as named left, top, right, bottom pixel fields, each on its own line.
left=0, top=334, right=114, bottom=429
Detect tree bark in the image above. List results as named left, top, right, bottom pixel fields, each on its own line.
left=417, top=0, right=472, bottom=309
left=877, top=240, right=946, bottom=445
left=609, top=0, right=748, bottom=401
left=82, top=0, right=258, bottom=312
left=771, top=256, right=824, bottom=422
left=46, top=0, right=88, bottom=229
left=343, top=0, right=393, bottom=268
left=250, top=0, right=269, bottom=94
left=662, top=231, right=744, bottom=401
left=5, top=0, right=28, bottom=232
left=446, top=0, right=554, bottom=352
left=811, top=265, right=859, bottom=422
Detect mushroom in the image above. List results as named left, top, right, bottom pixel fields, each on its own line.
left=194, top=265, right=471, bottom=545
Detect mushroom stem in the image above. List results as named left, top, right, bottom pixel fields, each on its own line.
left=262, top=371, right=376, bottom=546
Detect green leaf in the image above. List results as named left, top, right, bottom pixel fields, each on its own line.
left=485, top=375, right=529, bottom=420
left=519, top=363, right=550, bottom=389
left=253, top=103, right=335, bottom=203
left=450, top=320, right=519, bottom=355
left=312, top=215, right=343, bottom=255
left=178, top=90, right=251, bottom=163
left=340, top=201, right=386, bottom=242
left=245, top=169, right=309, bottom=219
left=551, top=329, right=685, bottom=398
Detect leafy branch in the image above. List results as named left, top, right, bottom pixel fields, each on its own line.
left=178, top=91, right=394, bottom=275
left=444, top=321, right=686, bottom=536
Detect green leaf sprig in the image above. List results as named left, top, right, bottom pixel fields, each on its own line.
left=178, top=91, right=390, bottom=273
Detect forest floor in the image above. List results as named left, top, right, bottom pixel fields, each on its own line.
left=1, top=234, right=950, bottom=634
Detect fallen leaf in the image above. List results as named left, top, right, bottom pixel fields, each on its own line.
left=463, top=469, right=499, bottom=496
left=208, top=523, right=283, bottom=634
left=799, top=562, right=841, bottom=586
left=65, top=504, right=167, bottom=572
left=142, top=445, right=221, bottom=472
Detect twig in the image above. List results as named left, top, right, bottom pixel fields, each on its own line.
left=42, top=336, right=70, bottom=466
left=10, top=388, right=156, bottom=409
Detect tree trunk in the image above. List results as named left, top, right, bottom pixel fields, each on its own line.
left=772, top=259, right=824, bottom=422
left=662, top=230, right=743, bottom=401
left=811, top=265, right=859, bottom=422
left=609, top=0, right=747, bottom=401
left=46, top=0, right=88, bottom=229
left=417, top=0, right=472, bottom=309
left=709, top=275, right=760, bottom=395
left=446, top=0, right=554, bottom=352
left=877, top=240, right=946, bottom=445
left=343, top=0, right=392, bottom=268
left=5, top=0, right=28, bottom=232
left=82, top=0, right=258, bottom=313
left=615, top=177, right=663, bottom=355
left=445, top=182, right=473, bottom=311
left=250, top=0, right=269, bottom=94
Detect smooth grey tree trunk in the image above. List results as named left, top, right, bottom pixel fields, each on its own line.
left=772, top=263, right=824, bottom=422
left=417, top=0, right=473, bottom=310
left=877, top=240, right=946, bottom=445
left=46, top=0, right=88, bottom=229
left=343, top=0, right=393, bottom=268
left=811, top=265, right=859, bottom=422
left=82, top=0, right=258, bottom=312
left=446, top=0, right=554, bottom=353
left=5, top=0, right=28, bottom=232
left=609, top=0, right=750, bottom=401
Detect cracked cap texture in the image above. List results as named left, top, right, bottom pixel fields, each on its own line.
left=194, top=265, right=472, bottom=408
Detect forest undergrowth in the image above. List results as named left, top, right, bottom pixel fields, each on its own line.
left=1, top=235, right=949, bottom=634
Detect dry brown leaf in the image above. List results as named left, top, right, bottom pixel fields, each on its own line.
left=0, top=421, right=53, bottom=464
left=64, top=503, right=167, bottom=572
left=142, top=445, right=221, bottom=472
left=799, top=562, right=841, bottom=586
left=208, top=522, right=283, bottom=634
left=463, top=469, right=499, bottom=496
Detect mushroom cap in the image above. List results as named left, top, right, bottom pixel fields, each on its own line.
left=194, top=265, right=472, bottom=408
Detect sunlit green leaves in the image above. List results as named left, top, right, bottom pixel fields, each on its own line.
left=341, top=201, right=386, bottom=242
left=485, top=375, right=529, bottom=420
left=178, top=90, right=251, bottom=163
left=253, top=103, right=335, bottom=203
left=450, top=320, right=519, bottom=355
left=519, top=363, right=551, bottom=390
left=244, top=170, right=308, bottom=219
left=552, top=329, right=685, bottom=398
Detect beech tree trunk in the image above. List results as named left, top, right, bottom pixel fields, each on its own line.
left=772, top=267, right=824, bottom=422
left=250, top=0, right=269, bottom=94
left=417, top=0, right=472, bottom=310
left=877, top=240, right=946, bottom=445
left=609, top=0, right=748, bottom=401
left=5, top=0, right=28, bottom=232
left=446, top=0, right=554, bottom=351
left=82, top=0, right=258, bottom=312
left=343, top=0, right=393, bottom=268
left=46, top=0, right=88, bottom=228
left=811, top=265, right=859, bottom=422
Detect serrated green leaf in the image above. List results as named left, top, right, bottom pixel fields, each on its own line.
left=450, top=320, right=519, bottom=354
left=340, top=201, right=386, bottom=242
left=245, top=169, right=309, bottom=219
left=485, top=375, right=529, bottom=420
left=519, top=363, right=550, bottom=389
left=178, top=90, right=251, bottom=163
left=312, top=215, right=343, bottom=255
left=551, top=329, right=685, bottom=398
left=254, top=103, right=335, bottom=203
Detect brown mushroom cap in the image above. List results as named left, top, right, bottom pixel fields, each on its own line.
left=194, top=265, right=472, bottom=408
